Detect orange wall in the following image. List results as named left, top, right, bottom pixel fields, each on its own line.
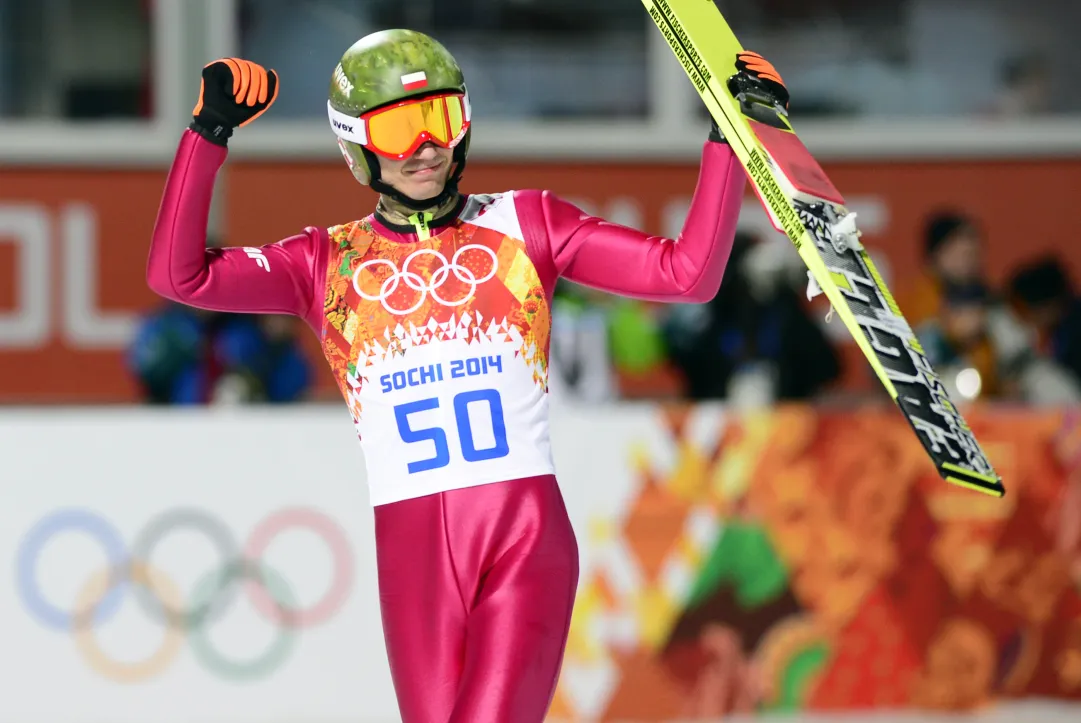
left=2, top=156, right=1079, bottom=402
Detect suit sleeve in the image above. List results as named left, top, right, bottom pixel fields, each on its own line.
left=147, top=129, right=328, bottom=330
left=516, top=140, right=746, bottom=303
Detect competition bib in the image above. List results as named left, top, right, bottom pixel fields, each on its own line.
left=320, top=194, right=555, bottom=505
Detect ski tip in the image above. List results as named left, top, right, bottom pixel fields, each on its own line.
left=942, top=464, right=1006, bottom=498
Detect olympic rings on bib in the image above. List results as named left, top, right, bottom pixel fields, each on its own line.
left=353, top=244, right=499, bottom=315
left=15, top=506, right=353, bottom=682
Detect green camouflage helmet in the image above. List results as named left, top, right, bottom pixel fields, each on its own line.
left=327, top=29, right=470, bottom=186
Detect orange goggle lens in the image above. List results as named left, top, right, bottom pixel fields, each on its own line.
left=363, top=94, right=468, bottom=158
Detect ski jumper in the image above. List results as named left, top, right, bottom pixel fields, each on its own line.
left=147, top=129, right=747, bottom=722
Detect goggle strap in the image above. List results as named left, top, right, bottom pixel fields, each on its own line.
left=327, top=102, right=368, bottom=145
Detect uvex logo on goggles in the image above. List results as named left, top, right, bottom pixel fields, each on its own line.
left=327, top=93, right=471, bottom=159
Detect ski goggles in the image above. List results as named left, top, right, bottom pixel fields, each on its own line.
left=327, top=92, right=471, bottom=159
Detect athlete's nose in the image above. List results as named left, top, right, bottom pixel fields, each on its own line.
left=412, top=142, right=439, bottom=160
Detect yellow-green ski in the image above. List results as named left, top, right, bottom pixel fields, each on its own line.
left=642, top=0, right=1005, bottom=497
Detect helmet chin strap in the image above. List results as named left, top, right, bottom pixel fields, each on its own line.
left=362, top=145, right=468, bottom=211
left=370, top=176, right=460, bottom=210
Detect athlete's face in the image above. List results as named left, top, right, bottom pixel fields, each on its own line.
left=379, top=142, right=454, bottom=201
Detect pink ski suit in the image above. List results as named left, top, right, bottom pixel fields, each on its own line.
left=147, top=128, right=747, bottom=722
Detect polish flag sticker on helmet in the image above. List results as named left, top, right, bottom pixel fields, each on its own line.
left=401, top=71, right=428, bottom=91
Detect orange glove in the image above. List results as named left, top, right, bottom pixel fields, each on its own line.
left=191, top=58, right=279, bottom=146
left=710, top=50, right=791, bottom=142
left=735, top=51, right=789, bottom=109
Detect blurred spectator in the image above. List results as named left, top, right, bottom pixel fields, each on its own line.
left=1008, top=256, right=1081, bottom=388
left=662, top=231, right=841, bottom=406
left=987, top=53, right=1053, bottom=117
left=897, top=210, right=1080, bottom=404
left=211, top=314, right=315, bottom=404
left=548, top=281, right=618, bottom=403
left=607, top=297, right=678, bottom=398
left=897, top=211, right=986, bottom=329
left=549, top=281, right=681, bottom=402
left=916, top=276, right=1081, bottom=405
left=915, top=280, right=1002, bottom=399
left=128, top=306, right=313, bottom=405
left=130, top=235, right=315, bottom=405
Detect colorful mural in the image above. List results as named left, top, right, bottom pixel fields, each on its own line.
left=552, top=406, right=1081, bottom=720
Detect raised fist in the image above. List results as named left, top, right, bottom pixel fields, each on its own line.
left=191, top=58, right=279, bottom=145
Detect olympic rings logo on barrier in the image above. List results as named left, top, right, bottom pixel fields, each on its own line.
left=15, top=507, right=354, bottom=683
left=353, top=245, right=499, bottom=315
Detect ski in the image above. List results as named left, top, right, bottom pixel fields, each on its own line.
left=641, top=0, right=1005, bottom=497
